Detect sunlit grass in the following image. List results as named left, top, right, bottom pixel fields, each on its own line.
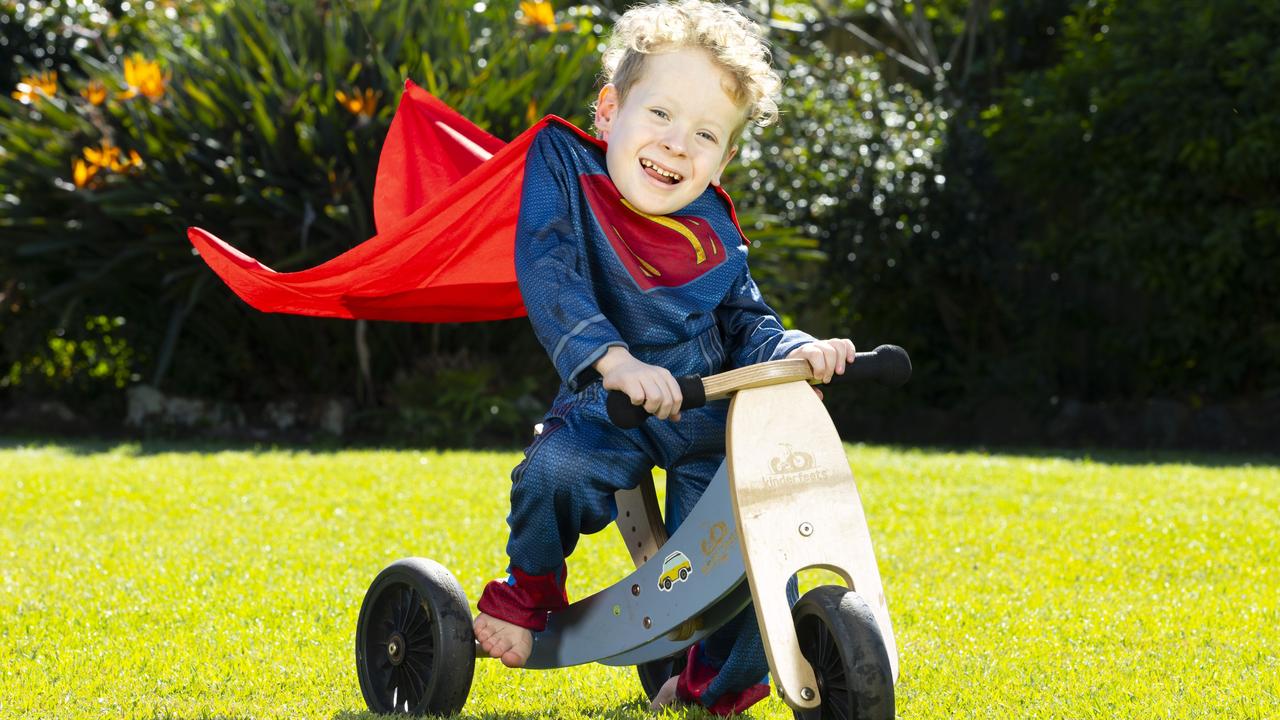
left=1, top=442, right=1276, bottom=719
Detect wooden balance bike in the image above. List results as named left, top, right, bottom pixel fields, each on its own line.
left=354, top=344, right=912, bottom=719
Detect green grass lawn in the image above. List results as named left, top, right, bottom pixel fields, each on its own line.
left=1, top=441, right=1277, bottom=719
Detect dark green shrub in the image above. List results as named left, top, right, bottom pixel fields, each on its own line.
left=0, top=0, right=211, bottom=89
left=986, top=0, right=1280, bottom=401
left=1, top=0, right=602, bottom=413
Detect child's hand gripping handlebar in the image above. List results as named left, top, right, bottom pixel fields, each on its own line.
left=606, top=344, right=912, bottom=429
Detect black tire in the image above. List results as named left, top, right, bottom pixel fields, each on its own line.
left=636, top=650, right=689, bottom=701
left=663, top=577, right=673, bottom=591
left=790, top=586, right=894, bottom=720
left=678, top=567, right=689, bottom=581
left=355, top=558, right=475, bottom=716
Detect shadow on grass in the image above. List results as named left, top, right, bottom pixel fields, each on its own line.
left=329, top=695, right=715, bottom=720
left=2, top=435, right=1276, bottom=468
left=893, top=441, right=1280, bottom=469
left=148, top=716, right=255, bottom=720
left=0, top=435, right=521, bottom=457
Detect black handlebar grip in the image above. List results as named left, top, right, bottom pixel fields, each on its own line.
left=836, top=344, right=912, bottom=386
left=606, top=375, right=707, bottom=429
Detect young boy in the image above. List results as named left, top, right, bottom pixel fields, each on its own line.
left=474, top=0, right=855, bottom=713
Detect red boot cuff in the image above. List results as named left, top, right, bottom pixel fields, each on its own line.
left=675, top=643, right=771, bottom=716
left=476, top=565, right=569, bottom=632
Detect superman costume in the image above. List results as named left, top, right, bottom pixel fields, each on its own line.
left=485, top=120, right=814, bottom=713
left=187, top=82, right=814, bottom=713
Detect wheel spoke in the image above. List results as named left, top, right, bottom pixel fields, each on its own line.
left=407, top=658, right=429, bottom=706
left=408, top=646, right=435, bottom=664
left=824, top=628, right=844, bottom=677
left=404, top=654, right=430, bottom=697
left=408, top=623, right=433, bottom=647
left=396, top=665, right=418, bottom=708
left=400, top=588, right=415, bottom=630
left=407, top=603, right=431, bottom=639
left=405, top=609, right=424, bottom=637
left=408, top=589, right=422, bottom=630
left=825, top=674, right=849, bottom=695
left=409, top=591, right=435, bottom=630
left=385, top=664, right=399, bottom=694
left=816, top=624, right=832, bottom=670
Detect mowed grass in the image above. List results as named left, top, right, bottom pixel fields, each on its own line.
left=1, top=441, right=1277, bottom=719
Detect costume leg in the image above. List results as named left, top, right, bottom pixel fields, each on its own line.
left=661, top=424, right=801, bottom=714
left=677, top=579, right=800, bottom=714
left=478, top=389, right=654, bottom=631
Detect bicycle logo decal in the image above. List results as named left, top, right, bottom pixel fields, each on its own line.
left=760, top=443, right=830, bottom=488
left=769, top=443, right=816, bottom=474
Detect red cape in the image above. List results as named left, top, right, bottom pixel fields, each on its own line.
left=187, top=80, right=746, bottom=323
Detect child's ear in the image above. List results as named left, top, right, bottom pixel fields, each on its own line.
left=594, top=84, right=619, bottom=141
left=712, top=144, right=739, bottom=187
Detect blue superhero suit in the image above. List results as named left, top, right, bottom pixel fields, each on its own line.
left=477, top=121, right=814, bottom=714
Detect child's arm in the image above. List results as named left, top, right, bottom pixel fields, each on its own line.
left=594, top=346, right=684, bottom=421
left=717, top=267, right=856, bottom=383
left=515, top=128, right=631, bottom=392
left=716, top=266, right=818, bottom=366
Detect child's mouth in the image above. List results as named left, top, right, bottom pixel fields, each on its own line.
left=640, top=158, right=683, bottom=185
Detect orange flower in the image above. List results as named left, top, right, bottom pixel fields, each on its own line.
left=519, top=1, right=555, bottom=28
left=109, top=148, right=143, bottom=172
left=120, top=55, right=168, bottom=101
left=81, top=80, right=107, bottom=106
left=335, top=88, right=381, bottom=118
left=518, top=1, right=574, bottom=32
left=82, top=142, right=143, bottom=173
left=72, top=159, right=99, bottom=189
left=83, top=141, right=122, bottom=170
left=10, top=71, right=58, bottom=104
left=10, top=85, right=37, bottom=105
left=33, top=71, right=58, bottom=95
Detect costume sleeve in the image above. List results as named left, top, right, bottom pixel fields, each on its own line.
left=515, top=130, right=627, bottom=390
left=716, top=265, right=815, bottom=368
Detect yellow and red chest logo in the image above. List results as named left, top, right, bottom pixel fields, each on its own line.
left=580, top=174, right=727, bottom=290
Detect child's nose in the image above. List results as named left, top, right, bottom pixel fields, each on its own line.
left=660, top=128, right=688, bottom=155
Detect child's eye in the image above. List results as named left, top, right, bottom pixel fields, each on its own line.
left=649, top=108, right=669, bottom=120
left=698, top=131, right=719, bottom=144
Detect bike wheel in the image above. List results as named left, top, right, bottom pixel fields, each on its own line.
left=636, top=649, right=689, bottom=702
left=355, top=558, right=475, bottom=716
left=790, top=585, right=894, bottom=720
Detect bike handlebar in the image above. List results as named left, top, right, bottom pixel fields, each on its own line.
left=605, top=344, right=911, bottom=429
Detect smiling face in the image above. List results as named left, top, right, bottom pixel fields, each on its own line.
left=593, top=48, right=746, bottom=216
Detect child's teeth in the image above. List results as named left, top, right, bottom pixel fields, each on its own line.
left=642, top=159, right=682, bottom=182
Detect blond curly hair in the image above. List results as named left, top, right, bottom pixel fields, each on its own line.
left=600, top=0, right=781, bottom=130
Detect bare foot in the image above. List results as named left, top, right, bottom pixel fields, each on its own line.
left=650, top=675, right=680, bottom=711
left=473, top=612, right=533, bottom=668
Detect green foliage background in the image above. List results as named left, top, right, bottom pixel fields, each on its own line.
left=985, top=0, right=1280, bottom=401
left=1, top=0, right=1277, bottom=445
